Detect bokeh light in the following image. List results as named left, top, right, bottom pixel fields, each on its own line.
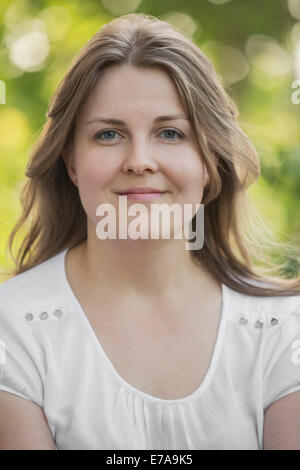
left=207, top=0, right=232, bottom=4
left=0, top=107, right=29, bottom=149
left=101, top=0, right=142, bottom=15
left=202, top=41, right=249, bottom=85
left=38, top=6, right=71, bottom=43
left=5, top=18, right=50, bottom=72
left=287, top=0, right=300, bottom=20
left=245, top=35, right=292, bottom=89
left=160, top=12, right=198, bottom=39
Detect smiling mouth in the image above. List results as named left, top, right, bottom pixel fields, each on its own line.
left=116, top=192, right=167, bottom=201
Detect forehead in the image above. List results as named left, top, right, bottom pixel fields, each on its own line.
left=77, top=64, right=187, bottom=121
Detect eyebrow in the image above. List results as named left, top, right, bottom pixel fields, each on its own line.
left=86, top=114, right=190, bottom=126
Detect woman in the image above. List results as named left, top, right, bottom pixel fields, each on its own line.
left=0, top=13, right=300, bottom=450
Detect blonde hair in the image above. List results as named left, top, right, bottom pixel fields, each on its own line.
left=4, top=12, right=300, bottom=296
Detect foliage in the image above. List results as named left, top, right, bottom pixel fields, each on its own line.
left=0, top=0, right=299, bottom=280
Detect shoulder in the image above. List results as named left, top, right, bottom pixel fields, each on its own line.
left=223, top=281, right=300, bottom=403
left=223, top=280, right=300, bottom=330
left=0, top=249, right=68, bottom=321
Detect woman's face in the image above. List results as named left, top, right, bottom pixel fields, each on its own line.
left=63, top=64, right=208, bottom=239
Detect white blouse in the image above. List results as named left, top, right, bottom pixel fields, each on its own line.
left=0, top=248, right=300, bottom=450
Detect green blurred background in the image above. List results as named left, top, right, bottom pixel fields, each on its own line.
left=0, top=0, right=300, bottom=282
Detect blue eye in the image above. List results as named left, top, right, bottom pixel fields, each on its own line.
left=95, top=128, right=184, bottom=142
left=160, top=129, right=183, bottom=139
left=96, top=130, right=121, bottom=140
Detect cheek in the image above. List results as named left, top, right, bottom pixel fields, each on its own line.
left=167, top=153, right=205, bottom=193
left=75, top=156, right=116, bottom=221
left=76, top=150, right=117, bottom=189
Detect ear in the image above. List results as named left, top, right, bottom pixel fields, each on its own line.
left=61, top=145, right=78, bottom=187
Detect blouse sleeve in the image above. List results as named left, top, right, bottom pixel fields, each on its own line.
left=0, top=304, right=44, bottom=408
left=263, top=303, right=300, bottom=410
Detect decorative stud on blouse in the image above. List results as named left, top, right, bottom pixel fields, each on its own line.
left=270, top=316, right=280, bottom=326
left=54, top=309, right=63, bottom=318
left=25, top=313, right=34, bottom=321
left=239, top=316, right=248, bottom=325
left=255, top=319, right=264, bottom=328
left=39, top=311, right=48, bottom=320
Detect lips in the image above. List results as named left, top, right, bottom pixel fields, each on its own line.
left=116, top=187, right=165, bottom=194
left=116, top=187, right=167, bottom=202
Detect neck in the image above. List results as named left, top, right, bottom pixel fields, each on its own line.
left=73, top=232, right=214, bottom=308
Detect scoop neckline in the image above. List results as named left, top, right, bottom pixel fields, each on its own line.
left=59, top=246, right=229, bottom=405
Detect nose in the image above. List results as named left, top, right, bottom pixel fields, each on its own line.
left=122, top=138, right=158, bottom=175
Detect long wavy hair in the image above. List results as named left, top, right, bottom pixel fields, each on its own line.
left=4, top=12, right=300, bottom=296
